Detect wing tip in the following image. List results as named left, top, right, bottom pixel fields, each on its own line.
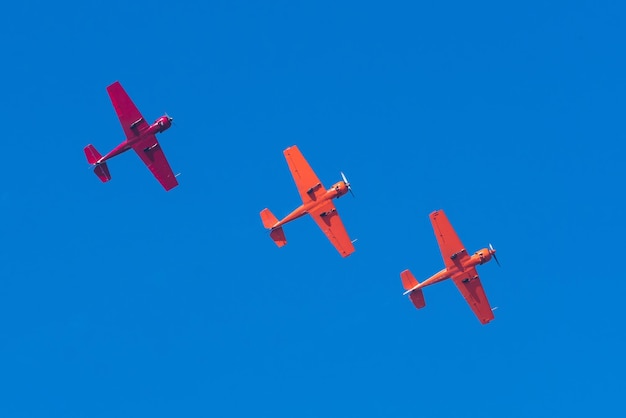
left=340, top=247, right=355, bottom=258
left=106, top=80, right=122, bottom=90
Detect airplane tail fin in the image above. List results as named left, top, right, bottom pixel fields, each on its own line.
left=84, top=144, right=102, bottom=165
left=84, top=145, right=111, bottom=183
left=260, top=209, right=287, bottom=247
left=260, top=208, right=279, bottom=229
left=401, top=269, right=426, bottom=309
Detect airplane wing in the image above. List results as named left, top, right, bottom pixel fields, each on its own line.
left=452, top=268, right=495, bottom=324
left=430, top=210, right=469, bottom=269
left=283, top=146, right=326, bottom=203
left=132, top=135, right=179, bottom=191
left=310, top=201, right=355, bottom=257
left=107, top=81, right=148, bottom=139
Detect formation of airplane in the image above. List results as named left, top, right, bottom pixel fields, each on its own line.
left=84, top=81, right=179, bottom=191
left=84, top=82, right=504, bottom=324
left=400, top=210, right=500, bottom=324
left=260, top=145, right=356, bottom=257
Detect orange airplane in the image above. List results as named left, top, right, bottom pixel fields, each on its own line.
left=401, top=209, right=500, bottom=324
left=260, top=145, right=355, bottom=257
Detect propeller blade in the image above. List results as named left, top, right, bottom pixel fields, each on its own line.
left=340, top=171, right=355, bottom=197
left=489, top=243, right=501, bottom=267
left=340, top=171, right=348, bottom=184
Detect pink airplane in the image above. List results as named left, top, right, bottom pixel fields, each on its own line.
left=84, top=81, right=178, bottom=191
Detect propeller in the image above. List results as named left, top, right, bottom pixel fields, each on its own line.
left=489, top=243, right=500, bottom=267
left=340, top=171, right=354, bottom=197
left=164, top=112, right=175, bottom=125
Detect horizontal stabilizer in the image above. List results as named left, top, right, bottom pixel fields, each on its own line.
left=260, top=208, right=279, bottom=229
left=94, top=163, right=111, bottom=183
left=408, top=289, right=426, bottom=309
left=84, top=144, right=103, bottom=165
left=269, top=227, right=287, bottom=247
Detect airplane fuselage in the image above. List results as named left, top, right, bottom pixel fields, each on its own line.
left=416, top=248, right=495, bottom=289
left=271, top=181, right=349, bottom=228
left=97, top=116, right=172, bottom=164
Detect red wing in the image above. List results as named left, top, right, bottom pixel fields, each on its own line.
left=107, top=81, right=148, bottom=139
left=283, top=146, right=326, bottom=203
left=132, top=135, right=178, bottom=191
left=430, top=210, right=468, bottom=269
left=452, top=268, right=495, bottom=325
left=310, top=201, right=355, bottom=257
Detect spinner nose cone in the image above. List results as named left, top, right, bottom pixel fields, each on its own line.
left=160, top=112, right=173, bottom=128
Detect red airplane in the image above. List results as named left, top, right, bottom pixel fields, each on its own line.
left=84, top=81, right=178, bottom=191
left=401, top=210, right=500, bottom=324
left=260, top=145, right=356, bottom=257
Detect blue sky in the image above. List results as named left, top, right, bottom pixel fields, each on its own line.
left=1, top=1, right=625, bottom=416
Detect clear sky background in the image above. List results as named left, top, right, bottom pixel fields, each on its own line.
left=1, top=1, right=625, bottom=417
